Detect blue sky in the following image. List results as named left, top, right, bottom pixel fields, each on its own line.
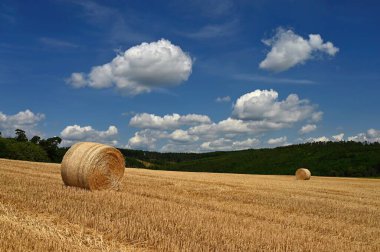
left=1, top=0, right=379, bottom=152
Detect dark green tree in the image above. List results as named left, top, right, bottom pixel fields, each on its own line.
left=30, top=135, right=41, bottom=144
left=15, top=129, right=28, bottom=142
left=39, top=136, right=63, bottom=162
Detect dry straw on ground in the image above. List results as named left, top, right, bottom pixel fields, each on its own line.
left=61, top=142, right=125, bottom=190
left=295, top=168, right=311, bottom=180
left=1, top=158, right=379, bottom=251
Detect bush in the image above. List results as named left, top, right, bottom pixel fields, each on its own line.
left=0, top=138, right=50, bottom=162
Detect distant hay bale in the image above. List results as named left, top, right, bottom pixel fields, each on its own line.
left=61, top=142, right=125, bottom=190
left=295, top=168, right=311, bottom=180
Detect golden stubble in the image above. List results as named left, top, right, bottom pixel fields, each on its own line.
left=0, top=158, right=379, bottom=251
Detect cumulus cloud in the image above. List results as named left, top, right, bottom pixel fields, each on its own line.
left=200, top=138, right=260, bottom=151
left=188, top=118, right=286, bottom=138
left=126, top=89, right=322, bottom=152
left=129, top=113, right=211, bottom=130
left=67, top=39, right=193, bottom=95
left=259, top=28, right=339, bottom=72
left=332, top=133, right=344, bottom=142
left=66, top=72, right=87, bottom=88
left=300, top=133, right=345, bottom=143
left=215, top=96, right=231, bottom=103
left=160, top=143, right=200, bottom=153
left=348, top=129, right=380, bottom=143
left=0, top=109, right=45, bottom=137
left=126, top=129, right=166, bottom=150
left=267, top=136, right=288, bottom=146
left=299, top=124, right=317, bottom=134
left=60, top=125, right=118, bottom=146
left=232, top=89, right=320, bottom=125
left=169, top=129, right=199, bottom=143
left=305, top=136, right=330, bottom=143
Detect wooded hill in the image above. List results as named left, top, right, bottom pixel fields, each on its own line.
left=120, top=142, right=380, bottom=177
left=1, top=129, right=379, bottom=177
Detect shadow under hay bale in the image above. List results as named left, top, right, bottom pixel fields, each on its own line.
left=61, top=142, right=125, bottom=190
left=295, top=168, right=311, bottom=180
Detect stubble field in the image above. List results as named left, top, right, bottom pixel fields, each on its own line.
left=0, top=158, right=379, bottom=251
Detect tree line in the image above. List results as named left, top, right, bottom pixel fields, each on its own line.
left=0, top=129, right=67, bottom=163
left=1, top=129, right=380, bottom=177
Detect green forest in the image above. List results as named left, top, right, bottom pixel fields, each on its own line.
left=1, top=129, right=379, bottom=177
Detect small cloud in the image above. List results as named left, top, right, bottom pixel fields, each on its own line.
left=129, top=113, right=211, bottom=130
left=121, top=111, right=136, bottom=117
left=182, top=20, right=238, bottom=39
left=305, top=136, right=330, bottom=142
left=66, top=72, right=87, bottom=88
left=200, top=137, right=260, bottom=151
left=332, top=133, right=344, bottom=141
left=215, top=96, right=231, bottom=103
left=311, top=111, right=323, bottom=122
left=233, top=74, right=315, bottom=85
left=39, top=37, right=79, bottom=48
left=259, top=28, right=339, bottom=72
left=267, top=136, right=288, bottom=146
left=299, top=124, right=317, bottom=134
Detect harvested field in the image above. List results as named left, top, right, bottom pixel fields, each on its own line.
left=0, top=158, right=379, bottom=251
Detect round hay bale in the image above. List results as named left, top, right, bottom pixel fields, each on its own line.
left=295, top=168, right=311, bottom=180
left=61, top=142, right=125, bottom=190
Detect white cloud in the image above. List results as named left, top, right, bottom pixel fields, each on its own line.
left=169, top=129, right=199, bottom=143
left=267, top=136, right=288, bottom=146
left=259, top=28, right=339, bottom=72
left=305, top=136, right=330, bottom=143
left=348, top=129, right=380, bottom=143
left=200, top=138, right=260, bottom=151
left=129, top=113, right=211, bottom=130
left=60, top=125, right=118, bottom=146
left=311, top=111, right=323, bottom=122
left=68, top=39, right=193, bottom=95
left=66, top=72, right=87, bottom=88
left=332, top=133, right=344, bottom=141
left=300, top=133, right=346, bottom=143
left=0, top=109, right=45, bottom=137
left=367, top=128, right=380, bottom=139
left=232, top=89, right=320, bottom=125
left=160, top=143, right=200, bottom=153
left=126, top=89, right=322, bottom=152
left=188, top=118, right=286, bottom=138
left=215, top=96, right=231, bottom=103
left=126, top=129, right=166, bottom=151
left=299, top=124, right=317, bottom=134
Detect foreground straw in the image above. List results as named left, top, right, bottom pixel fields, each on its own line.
left=61, top=142, right=125, bottom=190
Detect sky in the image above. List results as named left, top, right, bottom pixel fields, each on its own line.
left=1, top=0, right=380, bottom=152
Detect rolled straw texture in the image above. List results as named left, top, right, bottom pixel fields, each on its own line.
left=295, top=168, right=311, bottom=180
left=61, top=142, right=125, bottom=190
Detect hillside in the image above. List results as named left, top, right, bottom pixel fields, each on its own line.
left=1, top=135, right=380, bottom=177
left=120, top=141, right=380, bottom=177
left=1, top=158, right=379, bottom=251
